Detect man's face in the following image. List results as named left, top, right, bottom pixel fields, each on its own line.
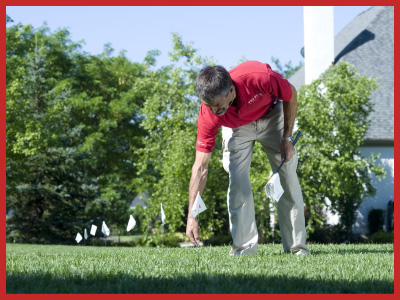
left=201, top=85, right=236, bottom=116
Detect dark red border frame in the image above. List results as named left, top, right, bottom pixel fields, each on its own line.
left=2, top=0, right=398, bottom=299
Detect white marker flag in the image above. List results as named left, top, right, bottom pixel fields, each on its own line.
left=84, top=228, right=88, bottom=240
left=161, top=203, right=166, bottom=224
left=75, top=232, right=83, bottom=243
left=265, top=173, right=284, bottom=202
left=126, top=215, right=136, bottom=232
left=101, top=221, right=110, bottom=236
left=90, top=224, right=97, bottom=236
left=191, top=191, right=207, bottom=218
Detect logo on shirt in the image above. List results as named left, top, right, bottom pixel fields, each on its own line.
left=197, top=141, right=205, bottom=146
left=248, top=93, right=263, bottom=104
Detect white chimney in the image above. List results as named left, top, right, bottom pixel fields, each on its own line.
left=303, top=6, right=334, bottom=84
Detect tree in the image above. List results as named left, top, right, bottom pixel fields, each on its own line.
left=6, top=21, right=147, bottom=242
left=271, top=57, right=303, bottom=79
left=6, top=14, right=14, bottom=24
left=69, top=46, right=148, bottom=232
left=296, top=62, right=385, bottom=239
left=6, top=28, right=99, bottom=242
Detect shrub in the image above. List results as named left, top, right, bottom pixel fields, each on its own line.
left=138, top=231, right=184, bottom=248
left=368, top=209, right=385, bottom=234
left=204, top=235, right=232, bottom=246
left=308, top=224, right=348, bottom=244
left=372, top=231, right=394, bottom=243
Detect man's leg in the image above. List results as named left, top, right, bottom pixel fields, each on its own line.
left=257, top=102, right=310, bottom=254
left=222, top=125, right=258, bottom=256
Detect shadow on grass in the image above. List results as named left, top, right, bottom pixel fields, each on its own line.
left=7, top=272, right=394, bottom=294
left=255, top=247, right=394, bottom=257
left=305, top=249, right=394, bottom=255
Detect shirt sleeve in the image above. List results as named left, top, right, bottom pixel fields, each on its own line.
left=196, top=105, right=221, bottom=153
left=262, top=64, right=293, bottom=102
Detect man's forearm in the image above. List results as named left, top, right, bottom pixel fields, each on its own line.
left=282, top=85, right=298, bottom=137
left=188, top=164, right=208, bottom=215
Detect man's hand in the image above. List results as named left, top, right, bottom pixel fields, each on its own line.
left=280, top=140, right=296, bottom=163
left=281, top=85, right=297, bottom=163
left=186, top=215, right=201, bottom=246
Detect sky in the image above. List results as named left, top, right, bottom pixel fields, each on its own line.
left=6, top=6, right=372, bottom=69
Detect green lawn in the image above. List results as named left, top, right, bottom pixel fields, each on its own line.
left=6, top=243, right=394, bottom=293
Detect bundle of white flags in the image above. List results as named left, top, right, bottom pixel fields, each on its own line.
left=265, top=173, right=284, bottom=202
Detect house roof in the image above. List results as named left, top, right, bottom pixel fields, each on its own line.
left=289, top=6, right=394, bottom=143
left=129, top=192, right=148, bottom=209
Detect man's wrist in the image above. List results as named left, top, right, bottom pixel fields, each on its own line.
left=281, top=135, right=294, bottom=142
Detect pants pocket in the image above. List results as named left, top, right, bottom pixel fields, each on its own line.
left=222, top=126, right=233, bottom=173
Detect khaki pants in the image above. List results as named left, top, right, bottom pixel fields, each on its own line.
left=222, top=101, right=310, bottom=256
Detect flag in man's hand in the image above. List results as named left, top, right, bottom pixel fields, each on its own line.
left=191, top=191, right=207, bottom=218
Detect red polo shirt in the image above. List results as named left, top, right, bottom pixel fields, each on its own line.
left=196, top=61, right=293, bottom=153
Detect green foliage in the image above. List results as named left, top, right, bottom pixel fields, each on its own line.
left=371, top=230, right=394, bottom=243
left=204, top=234, right=232, bottom=246
left=6, top=24, right=98, bottom=242
left=7, top=14, right=14, bottom=24
left=6, top=148, right=99, bottom=244
left=138, top=232, right=184, bottom=248
left=271, top=57, right=303, bottom=79
left=296, top=62, right=385, bottom=237
left=6, top=21, right=146, bottom=242
left=307, top=224, right=348, bottom=244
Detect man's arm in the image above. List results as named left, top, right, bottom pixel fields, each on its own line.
left=281, top=84, right=297, bottom=162
left=186, top=150, right=211, bottom=246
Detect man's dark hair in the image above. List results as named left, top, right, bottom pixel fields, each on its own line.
left=195, top=65, right=232, bottom=103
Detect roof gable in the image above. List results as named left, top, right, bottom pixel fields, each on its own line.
left=289, top=6, right=394, bottom=142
